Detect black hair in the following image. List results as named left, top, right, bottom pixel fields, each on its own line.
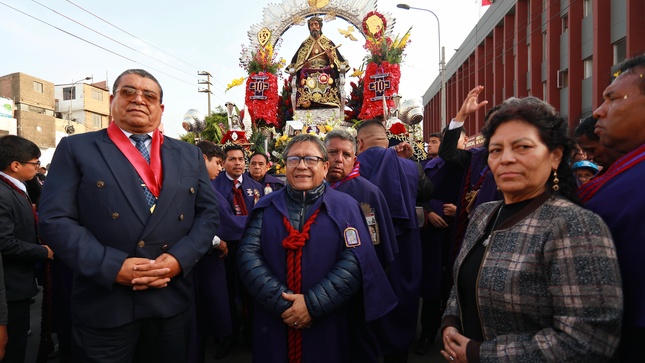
left=196, top=141, right=224, bottom=160
left=0, top=135, right=41, bottom=170
left=573, top=116, right=599, bottom=141
left=356, top=119, right=386, bottom=134
left=482, top=97, right=580, bottom=204
left=283, top=134, right=327, bottom=161
left=113, top=69, right=163, bottom=104
left=428, top=132, right=442, bottom=141
left=250, top=152, right=269, bottom=164
left=613, top=53, right=645, bottom=94
left=223, top=144, right=244, bottom=158
left=324, top=129, right=357, bottom=154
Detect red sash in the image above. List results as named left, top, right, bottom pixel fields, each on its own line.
left=329, top=161, right=361, bottom=189
left=106, top=122, right=164, bottom=197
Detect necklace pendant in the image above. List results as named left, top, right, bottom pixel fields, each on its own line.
left=483, top=237, right=490, bottom=247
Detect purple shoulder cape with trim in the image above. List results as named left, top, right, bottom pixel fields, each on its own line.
left=357, top=147, right=418, bottom=230
left=334, top=176, right=399, bottom=267
left=250, top=187, right=397, bottom=362
left=583, top=148, right=645, bottom=327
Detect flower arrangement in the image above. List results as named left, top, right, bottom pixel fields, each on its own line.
left=272, top=133, right=292, bottom=174
left=226, top=77, right=245, bottom=92
left=363, top=26, right=412, bottom=65
left=241, top=40, right=286, bottom=75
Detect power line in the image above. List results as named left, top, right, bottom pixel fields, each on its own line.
left=0, top=1, right=239, bottom=107
left=65, top=0, right=236, bottom=96
left=66, top=0, right=203, bottom=71
left=32, top=0, right=199, bottom=80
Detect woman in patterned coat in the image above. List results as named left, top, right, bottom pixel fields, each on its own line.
left=440, top=97, right=623, bottom=363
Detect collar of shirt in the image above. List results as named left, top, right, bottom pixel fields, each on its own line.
left=225, top=172, right=243, bottom=186
left=119, top=126, right=154, bottom=151
left=0, top=170, right=28, bottom=195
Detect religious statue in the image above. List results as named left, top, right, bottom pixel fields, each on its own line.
left=287, top=16, right=349, bottom=110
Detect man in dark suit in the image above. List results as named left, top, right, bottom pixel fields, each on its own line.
left=38, top=69, right=219, bottom=363
left=0, top=135, right=53, bottom=362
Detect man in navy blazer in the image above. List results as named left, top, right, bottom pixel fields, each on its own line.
left=38, top=69, right=219, bottom=363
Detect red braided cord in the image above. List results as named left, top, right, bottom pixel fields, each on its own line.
left=281, top=208, right=320, bottom=363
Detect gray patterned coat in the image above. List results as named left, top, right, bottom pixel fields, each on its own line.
left=443, top=194, right=622, bottom=362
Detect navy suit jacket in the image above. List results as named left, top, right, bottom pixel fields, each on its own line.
left=38, top=130, right=219, bottom=329
left=0, top=180, right=48, bottom=302
left=212, top=173, right=262, bottom=218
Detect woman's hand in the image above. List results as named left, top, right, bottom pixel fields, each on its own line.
left=441, top=327, right=471, bottom=362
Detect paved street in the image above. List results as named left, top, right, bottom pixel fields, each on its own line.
left=26, top=291, right=446, bottom=362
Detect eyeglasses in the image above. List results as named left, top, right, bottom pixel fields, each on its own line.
left=18, top=160, right=41, bottom=167
left=285, top=155, right=325, bottom=167
left=115, top=87, right=160, bottom=103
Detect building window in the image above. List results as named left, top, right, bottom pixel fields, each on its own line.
left=562, top=14, right=569, bottom=33
left=92, top=113, right=102, bottom=128
left=63, top=87, right=76, bottom=101
left=614, top=38, right=627, bottom=65
left=33, top=81, right=43, bottom=93
left=584, top=57, right=593, bottom=79
left=527, top=44, right=531, bottom=69
left=542, top=32, right=547, bottom=61
left=558, top=69, right=569, bottom=88
left=583, top=0, right=592, bottom=18
left=91, top=89, right=103, bottom=101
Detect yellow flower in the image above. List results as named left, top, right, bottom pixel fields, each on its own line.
left=225, top=77, right=246, bottom=92
left=324, top=125, right=333, bottom=132
left=398, top=27, right=412, bottom=49
left=350, top=69, right=364, bottom=77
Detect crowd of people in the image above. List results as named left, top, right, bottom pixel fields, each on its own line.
left=0, top=53, right=643, bottom=363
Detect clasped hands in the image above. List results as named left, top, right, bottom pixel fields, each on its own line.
left=116, top=253, right=181, bottom=291
left=441, top=326, right=471, bottom=363
left=280, top=292, right=313, bottom=330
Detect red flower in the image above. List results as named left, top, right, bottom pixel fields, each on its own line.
left=245, top=72, right=279, bottom=126
left=389, top=122, right=407, bottom=135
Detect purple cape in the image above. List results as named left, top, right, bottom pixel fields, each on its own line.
left=211, top=173, right=263, bottom=240
left=333, top=176, right=399, bottom=267
left=357, top=147, right=423, bottom=354
left=584, top=154, right=645, bottom=328
left=249, top=187, right=397, bottom=362
left=420, top=157, right=462, bottom=298
left=466, top=147, right=500, bottom=209
left=245, top=172, right=285, bottom=193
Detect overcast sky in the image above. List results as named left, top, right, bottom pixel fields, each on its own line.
left=0, top=0, right=489, bottom=139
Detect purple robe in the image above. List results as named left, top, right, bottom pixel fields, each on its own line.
left=245, top=172, right=285, bottom=194
left=249, top=187, right=397, bottom=363
left=194, top=190, right=245, bottom=336
left=333, top=176, right=398, bottom=267
left=467, top=147, right=500, bottom=209
left=584, top=153, right=645, bottom=329
left=357, top=147, right=422, bottom=354
left=211, top=173, right=262, bottom=239
left=420, top=157, right=462, bottom=299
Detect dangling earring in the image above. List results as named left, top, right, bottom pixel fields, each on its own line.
left=552, top=169, right=560, bottom=191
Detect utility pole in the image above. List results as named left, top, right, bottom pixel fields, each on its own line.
left=198, top=71, right=213, bottom=116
